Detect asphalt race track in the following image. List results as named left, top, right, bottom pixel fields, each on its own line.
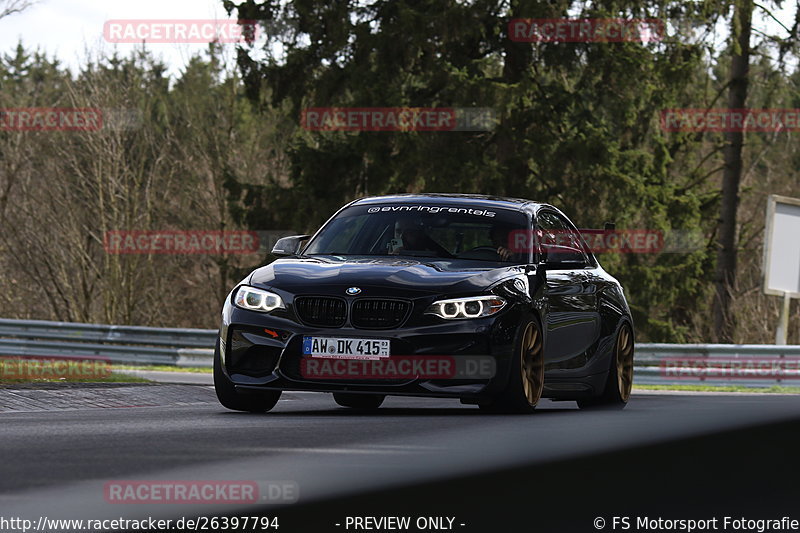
left=1, top=387, right=799, bottom=532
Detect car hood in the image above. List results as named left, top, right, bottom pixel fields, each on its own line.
left=248, top=256, right=524, bottom=297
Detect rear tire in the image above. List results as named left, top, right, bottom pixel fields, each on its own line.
left=479, top=316, right=544, bottom=414
left=214, top=340, right=281, bottom=413
left=577, top=322, right=634, bottom=410
left=333, top=393, right=385, bottom=409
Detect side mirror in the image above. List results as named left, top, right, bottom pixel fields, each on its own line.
left=271, top=235, right=311, bottom=257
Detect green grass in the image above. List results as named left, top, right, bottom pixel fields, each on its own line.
left=634, top=384, right=800, bottom=394
left=0, top=359, right=211, bottom=384
left=114, top=364, right=212, bottom=374
left=0, top=358, right=151, bottom=384
left=0, top=373, right=151, bottom=384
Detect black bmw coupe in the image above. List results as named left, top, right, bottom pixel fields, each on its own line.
left=214, top=194, right=634, bottom=413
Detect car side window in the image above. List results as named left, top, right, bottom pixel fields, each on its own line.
left=536, top=211, right=590, bottom=265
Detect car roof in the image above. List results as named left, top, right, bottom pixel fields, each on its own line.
left=350, top=193, right=551, bottom=213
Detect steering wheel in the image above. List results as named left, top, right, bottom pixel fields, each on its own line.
left=458, top=245, right=502, bottom=258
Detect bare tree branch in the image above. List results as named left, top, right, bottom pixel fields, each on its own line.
left=0, top=0, right=35, bottom=20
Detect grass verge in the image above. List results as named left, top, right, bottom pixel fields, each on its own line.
left=0, top=357, right=151, bottom=384
left=0, top=373, right=151, bottom=384
left=634, top=384, right=800, bottom=394
left=114, top=364, right=212, bottom=374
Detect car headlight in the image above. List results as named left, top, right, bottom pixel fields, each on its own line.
left=233, top=286, right=285, bottom=313
left=425, top=296, right=506, bottom=320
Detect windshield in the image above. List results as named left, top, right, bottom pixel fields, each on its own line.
left=304, top=204, right=530, bottom=263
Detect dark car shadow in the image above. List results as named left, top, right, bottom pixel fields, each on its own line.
left=214, top=404, right=580, bottom=417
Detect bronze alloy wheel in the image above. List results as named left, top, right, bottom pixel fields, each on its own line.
left=520, top=321, right=545, bottom=407
left=577, top=321, right=635, bottom=409
left=479, top=317, right=544, bottom=413
left=615, top=323, right=634, bottom=402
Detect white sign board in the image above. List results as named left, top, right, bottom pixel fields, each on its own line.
left=764, top=195, right=800, bottom=298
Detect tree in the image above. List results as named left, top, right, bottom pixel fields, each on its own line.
left=0, top=43, right=289, bottom=327
left=712, top=0, right=751, bottom=343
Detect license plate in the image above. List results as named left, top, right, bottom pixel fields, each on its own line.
left=302, top=336, right=390, bottom=359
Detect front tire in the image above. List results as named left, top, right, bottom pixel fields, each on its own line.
left=577, top=322, right=634, bottom=410
left=333, top=393, right=385, bottom=409
left=480, top=316, right=544, bottom=414
left=214, top=340, right=281, bottom=413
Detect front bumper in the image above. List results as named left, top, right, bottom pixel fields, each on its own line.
left=219, top=303, right=523, bottom=399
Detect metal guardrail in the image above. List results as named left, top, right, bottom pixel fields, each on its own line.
left=636, top=343, right=800, bottom=360
left=1, top=318, right=799, bottom=385
left=0, top=318, right=217, bottom=367
left=634, top=343, right=800, bottom=388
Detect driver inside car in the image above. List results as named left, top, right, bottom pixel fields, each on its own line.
left=489, top=224, right=515, bottom=261
left=388, top=219, right=449, bottom=256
